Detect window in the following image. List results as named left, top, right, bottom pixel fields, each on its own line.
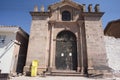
left=62, top=11, right=71, bottom=21
left=0, top=35, right=6, bottom=44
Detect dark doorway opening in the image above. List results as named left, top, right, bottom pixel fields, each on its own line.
left=56, top=30, right=77, bottom=71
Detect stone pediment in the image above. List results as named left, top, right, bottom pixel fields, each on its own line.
left=48, top=0, right=83, bottom=10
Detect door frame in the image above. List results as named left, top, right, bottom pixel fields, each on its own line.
left=55, top=30, right=78, bottom=71
left=47, top=22, right=88, bottom=74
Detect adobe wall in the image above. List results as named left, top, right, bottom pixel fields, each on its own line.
left=104, top=36, right=120, bottom=72
left=0, top=32, right=16, bottom=73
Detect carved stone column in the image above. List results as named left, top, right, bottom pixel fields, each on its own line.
left=76, top=25, right=81, bottom=72
left=77, top=22, right=84, bottom=74
left=47, top=21, right=55, bottom=72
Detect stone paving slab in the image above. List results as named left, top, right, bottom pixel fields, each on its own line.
left=10, top=76, right=120, bottom=80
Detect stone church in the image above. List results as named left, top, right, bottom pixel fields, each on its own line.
left=24, top=0, right=111, bottom=76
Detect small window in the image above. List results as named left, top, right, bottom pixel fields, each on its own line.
left=0, top=35, right=6, bottom=44
left=62, top=11, right=71, bottom=21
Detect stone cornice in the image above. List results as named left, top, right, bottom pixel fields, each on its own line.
left=30, top=12, right=50, bottom=16
left=82, top=12, right=104, bottom=17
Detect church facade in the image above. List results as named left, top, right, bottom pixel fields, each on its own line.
left=24, top=0, right=111, bottom=76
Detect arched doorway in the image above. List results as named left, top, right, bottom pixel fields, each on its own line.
left=55, top=30, right=77, bottom=71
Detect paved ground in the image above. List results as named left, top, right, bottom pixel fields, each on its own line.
left=10, top=76, right=120, bottom=80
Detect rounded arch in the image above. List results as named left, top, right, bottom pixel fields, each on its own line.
left=55, top=30, right=78, bottom=70
left=62, top=11, right=71, bottom=21
left=56, top=30, right=76, bottom=41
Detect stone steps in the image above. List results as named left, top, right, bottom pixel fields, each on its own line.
left=46, top=70, right=85, bottom=76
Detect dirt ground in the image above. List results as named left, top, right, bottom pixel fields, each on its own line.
left=9, top=76, right=120, bottom=80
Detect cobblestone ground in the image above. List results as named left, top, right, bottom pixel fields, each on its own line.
left=10, top=76, right=120, bottom=80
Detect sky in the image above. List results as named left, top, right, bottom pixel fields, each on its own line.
left=0, top=0, right=120, bottom=34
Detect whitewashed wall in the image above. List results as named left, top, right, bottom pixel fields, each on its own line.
left=105, top=36, right=120, bottom=72
left=0, top=32, right=16, bottom=73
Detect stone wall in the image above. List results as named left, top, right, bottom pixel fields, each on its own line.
left=84, top=16, right=108, bottom=73
left=105, top=36, right=120, bottom=73
left=25, top=16, right=49, bottom=74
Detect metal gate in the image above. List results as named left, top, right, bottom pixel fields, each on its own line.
left=55, top=31, right=77, bottom=70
